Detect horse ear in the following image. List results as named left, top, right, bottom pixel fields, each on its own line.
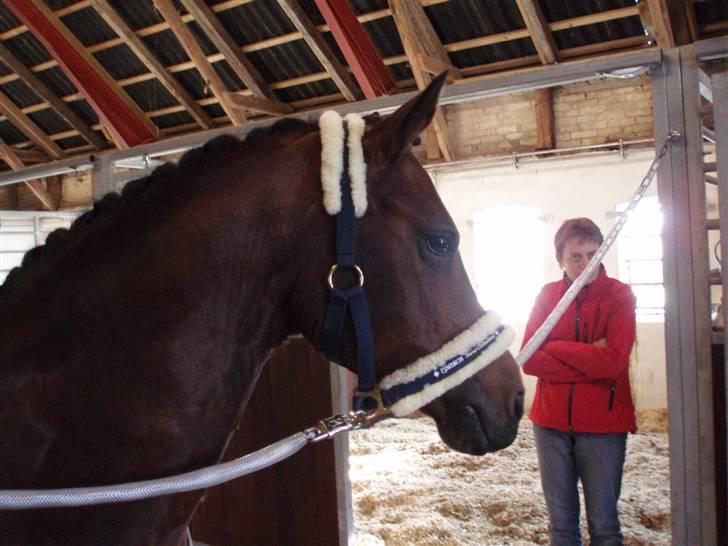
left=365, top=71, right=448, bottom=161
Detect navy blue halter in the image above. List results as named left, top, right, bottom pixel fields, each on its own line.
left=319, top=124, right=377, bottom=412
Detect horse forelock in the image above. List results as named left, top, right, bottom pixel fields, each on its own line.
left=0, top=119, right=320, bottom=305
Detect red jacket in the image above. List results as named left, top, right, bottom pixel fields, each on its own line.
left=522, top=266, right=637, bottom=433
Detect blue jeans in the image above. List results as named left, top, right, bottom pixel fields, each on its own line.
left=533, top=424, right=627, bottom=546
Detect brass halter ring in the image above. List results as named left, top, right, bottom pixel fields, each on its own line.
left=327, top=264, right=364, bottom=290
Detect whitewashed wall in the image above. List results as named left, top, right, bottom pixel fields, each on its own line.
left=433, top=149, right=668, bottom=412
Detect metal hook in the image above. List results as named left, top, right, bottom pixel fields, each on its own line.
left=512, top=151, right=520, bottom=169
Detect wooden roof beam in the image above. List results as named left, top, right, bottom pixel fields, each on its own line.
left=638, top=0, right=694, bottom=47
left=0, top=41, right=105, bottom=150
left=180, top=0, right=281, bottom=103
left=389, top=0, right=454, bottom=161
left=0, top=138, right=57, bottom=210
left=153, top=0, right=246, bottom=126
left=276, top=0, right=362, bottom=102
left=4, top=0, right=157, bottom=149
left=223, top=93, right=294, bottom=116
left=90, top=0, right=213, bottom=130
left=0, top=90, right=64, bottom=160
left=313, top=0, right=397, bottom=99
left=515, top=0, right=560, bottom=64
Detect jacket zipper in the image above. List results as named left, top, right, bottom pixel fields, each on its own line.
left=569, top=301, right=583, bottom=430
left=608, top=383, right=616, bottom=411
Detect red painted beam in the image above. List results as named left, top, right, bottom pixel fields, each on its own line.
left=314, top=0, right=397, bottom=99
left=5, top=0, right=156, bottom=148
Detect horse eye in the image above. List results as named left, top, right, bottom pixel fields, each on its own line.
left=425, top=234, right=456, bottom=256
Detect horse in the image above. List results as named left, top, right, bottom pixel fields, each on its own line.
left=0, top=73, right=524, bottom=546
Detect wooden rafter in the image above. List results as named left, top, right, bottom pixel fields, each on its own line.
left=276, top=0, right=362, bottom=102
left=313, top=0, right=397, bottom=99
left=0, top=90, right=64, bottom=160
left=223, top=93, right=294, bottom=116
left=90, top=0, right=213, bottom=130
left=515, top=0, right=560, bottom=65
left=389, top=0, right=454, bottom=161
left=684, top=0, right=700, bottom=42
left=0, top=138, right=57, bottom=210
left=638, top=0, right=677, bottom=48
left=180, top=0, right=280, bottom=104
left=0, top=41, right=104, bottom=150
left=3, top=34, right=652, bottom=152
left=534, top=88, right=554, bottom=150
left=4, top=0, right=158, bottom=149
left=153, top=0, right=246, bottom=126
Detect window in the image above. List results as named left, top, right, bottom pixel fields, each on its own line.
left=616, top=197, right=664, bottom=322
left=0, top=212, right=78, bottom=284
left=472, top=207, right=545, bottom=324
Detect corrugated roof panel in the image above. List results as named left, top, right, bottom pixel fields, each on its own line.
left=34, top=66, right=77, bottom=99
left=3, top=31, right=52, bottom=66
left=59, top=6, right=117, bottom=47
left=44, top=0, right=80, bottom=9
left=214, top=1, right=297, bottom=44
left=247, top=42, right=324, bottom=84
left=212, top=60, right=245, bottom=91
left=27, top=109, right=71, bottom=137
left=0, top=119, right=29, bottom=145
left=695, top=2, right=728, bottom=28
left=94, top=44, right=149, bottom=81
left=0, top=4, right=21, bottom=34
left=426, top=0, right=527, bottom=45
left=153, top=110, right=196, bottom=131
left=0, top=78, right=40, bottom=109
left=202, top=102, right=225, bottom=119
left=56, top=135, right=89, bottom=150
left=170, top=69, right=208, bottom=101
left=123, top=79, right=180, bottom=113
left=359, top=17, right=403, bottom=59
left=0, top=60, right=12, bottom=78
left=65, top=100, right=99, bottom=127
left=187, top=21, right=219, bottom=57
left=553, top=17, right=645, bottom=50
left=275, top=78, right=339, bottom=103
left=450, top=37, right=538, bottom=68
left=109, top=0, right=162, bottom=31
left=141, top=29, right=191, bottom=69
left=540, top=0, right=636, bottom=21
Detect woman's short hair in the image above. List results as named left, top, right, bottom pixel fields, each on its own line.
left=554, top=217, right=604, bottom=264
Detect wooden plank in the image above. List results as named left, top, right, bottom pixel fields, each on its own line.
left=417, top=53, right=461, bottom=80
left=153, top=0, right=246, bottom=126
left=639, top=0, right=677, bottom=48
left=90, top=0, right=213, bottom=130
left=0, top=41, right=104, bottom=149
left=0, top=138, right=57, bottom=210
left=180, top=0, right=279, bottom=102
left=4, top=0, right=158, bottom=148
left=534, top=87, right=553, bottom=149
left=515, top=0, right=560, bottom=64
left=0, top=90, right=64, bottom=159
left=276, top=0, right=362, bottom=102
left=389, top=0, right=453, bottom=161
left=224, top=92, right=294, bottom=116
left=189, top=340, right=341, bottom=545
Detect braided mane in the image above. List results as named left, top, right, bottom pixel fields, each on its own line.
left=0, top=118, right=317, bottom=303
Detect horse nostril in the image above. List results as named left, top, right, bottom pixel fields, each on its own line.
left=513, top=389, right=525, bottom=421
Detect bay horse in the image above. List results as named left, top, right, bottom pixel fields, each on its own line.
left=0, top=74, right=524, bottom=545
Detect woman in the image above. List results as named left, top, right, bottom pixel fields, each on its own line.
left=522, top=217, right=637, bottom=546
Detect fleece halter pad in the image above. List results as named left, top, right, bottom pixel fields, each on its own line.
left=378, top=312, right=515, bottom=416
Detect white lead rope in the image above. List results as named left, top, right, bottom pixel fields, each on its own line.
left=0, top=133, right=677, bottom=509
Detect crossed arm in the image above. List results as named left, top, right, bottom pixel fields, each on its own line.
left=521, top=286, right=636, bottom=383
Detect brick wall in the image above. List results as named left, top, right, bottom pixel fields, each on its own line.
left=442, top=74, right=653, bottom=159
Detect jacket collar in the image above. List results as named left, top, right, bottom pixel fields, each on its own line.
left=562, top=264, right=608, bottom=296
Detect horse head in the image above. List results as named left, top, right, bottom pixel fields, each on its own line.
left=288, top=74, right=524, bottom=455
